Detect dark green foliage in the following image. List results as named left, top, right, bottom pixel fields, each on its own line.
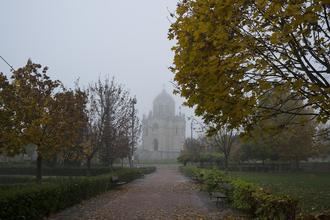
left=178, top=151, right=224, bottom=166
left=0, top=176, right=35, bottom=185
left=0, top=167, right=120, bottom=176
left=179, top=166, right=201, bottom=179
left=0, top=167, right=155, bottom=220
left=178, top=138, right=225, bottom=167
left=199, top=152, right=224, bottom=165
left=201, top=169, right=228, bottom=194
left=0, top=177, right=111, bottom=220
left=230, top=179, right=256, bottom=212
left=230, top=171, right=330, bottom=214
left=230, top=179, right=297, bottom=219
left=181, top=166, right=298, bottom=219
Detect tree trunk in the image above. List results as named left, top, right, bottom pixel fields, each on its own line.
left=224, top=159, right=228, bottom=170
left=36, top=154, right=42, bottom=183
left=86, top=157, right=92, bottom=176
left=224, top=157, right=229, bottom=172
left=121, top=158, right=124, bottom=168
left=129, top=156, right=133, bottom=168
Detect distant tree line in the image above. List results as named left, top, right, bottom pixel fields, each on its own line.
left=178, top=138, right=224, bottom=167
left=0, top=60, right=141, bottom=182
left=179, top=89, right=330, bottom=169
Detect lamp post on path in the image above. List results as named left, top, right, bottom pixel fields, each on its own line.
left=187, top=116, right=205, bottom=140
left=130, top=97, right=137, bottom=168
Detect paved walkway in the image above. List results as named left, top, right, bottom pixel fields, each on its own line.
left=49, top=165, right=237, bottom=220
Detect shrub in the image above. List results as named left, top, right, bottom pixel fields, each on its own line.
left=202, top=169, right=228, bottom=194
left=0, top=176, right=35, bottom=185
left=200, top=152, right=224, bottom=165
left=230, top=179, right=257, bottom=212
left=0, top=167, right=119, bottom=176
left=178, top=151, right=224, bottom=167
left=228, top=178, right=297, bottom=219
left=0, top=167, right=155, bottom=220
left=180, top=166, right=204, bottom=181
left=181, top=166, right=298, bottom=219
left=253, top=191, right=297, bottom=220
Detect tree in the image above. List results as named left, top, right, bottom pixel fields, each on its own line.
left=57, top=86, right=88, bottom=167
left=1, top=60, right=87, bottom=182
left=96, top=77, right=131, bottom=167
left=240, top=92, right=318, bottom=165
left=77, top=83, right=105, bottom=172
left=239, top=141, right=277, bottom=163
left=0, top=73, right=21, bottom=155
left=82, top=78, right=121, bottom=167
left=178, top=138, right=205, bottom=165
left=208, top=126, right=237, bottom=170
left=10, top=61, right=62, bottom=182
left=128, top=97, right=141, bottom=168
left=1, top=61, right=141, bottom=177
left=314, top=125, right=330, bottom=159
left=278, top=121, right=316, bottom=168
left=178, top=137, right=224, bottom=166
left=111, top=132, right=130, bottom=167
left=169, top=0, right=330, bottom=130
left=199, top=152, right=224, bottom=167
left=81, top=77, right=140, bottom=168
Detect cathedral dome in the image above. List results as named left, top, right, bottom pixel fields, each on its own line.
left=154, top=89, right=175, bottom=105
left=153, top=89, right=175, bottom=118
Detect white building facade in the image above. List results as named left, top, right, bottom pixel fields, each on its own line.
left=137, top=90, right=185, bottom=160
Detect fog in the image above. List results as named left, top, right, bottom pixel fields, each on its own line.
left=1, top=2, right=330, bottom=219
left=0, top=0, right=196, bottom=128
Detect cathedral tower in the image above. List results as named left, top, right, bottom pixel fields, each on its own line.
left=138, top=89, right=186, bottom=160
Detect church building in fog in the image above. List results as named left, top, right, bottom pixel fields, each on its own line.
left=137, top=89, right=185, bottom=160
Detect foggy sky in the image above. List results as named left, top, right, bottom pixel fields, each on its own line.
left=0, top=1, right=200, bottom=136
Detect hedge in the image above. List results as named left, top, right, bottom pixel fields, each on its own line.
left=0, top=167, right=123, bottom=176
left=181, top=166, right=297, bottom=219
left=0, top=167, right=155, bottom=220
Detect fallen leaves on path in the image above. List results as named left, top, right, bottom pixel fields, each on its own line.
left=49, top=167, right=245, bottom=220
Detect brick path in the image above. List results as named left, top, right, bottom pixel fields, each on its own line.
left=49, top=165, right=237, bottom=220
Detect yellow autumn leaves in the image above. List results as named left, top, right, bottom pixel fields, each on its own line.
left=169, top=0, right=330, bottom=130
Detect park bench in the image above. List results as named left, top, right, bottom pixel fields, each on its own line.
left=209, top=182, right=233, bottom=207
left=191, top=175, right=200, bottom=183
left=191, top=173, right=204, bottom=184
left=111, top=176, right=126, bottom=186
left=211, top=192, right=227, bottom=207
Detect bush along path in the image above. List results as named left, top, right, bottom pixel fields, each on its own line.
left=0, top=167, right=155, bottom=220
left=181, top=166, right=330, bottom=220
left=50, top=165, right=241, bottom=220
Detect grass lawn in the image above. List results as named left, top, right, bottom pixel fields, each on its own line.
left=229, top=172, right=330, bottom=214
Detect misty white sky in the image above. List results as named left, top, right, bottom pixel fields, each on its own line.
left=0, top=1, right=203, bottom=136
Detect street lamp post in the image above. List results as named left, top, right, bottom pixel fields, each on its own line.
left=130, top=97, right=137, bottom=168
left=190, top=118, right=194, bottom=140
left=187, top=116, right=196, bottom=153
left=188, top=116, right=197, bottom=140
left=187, top=116, right=206, bottom=151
